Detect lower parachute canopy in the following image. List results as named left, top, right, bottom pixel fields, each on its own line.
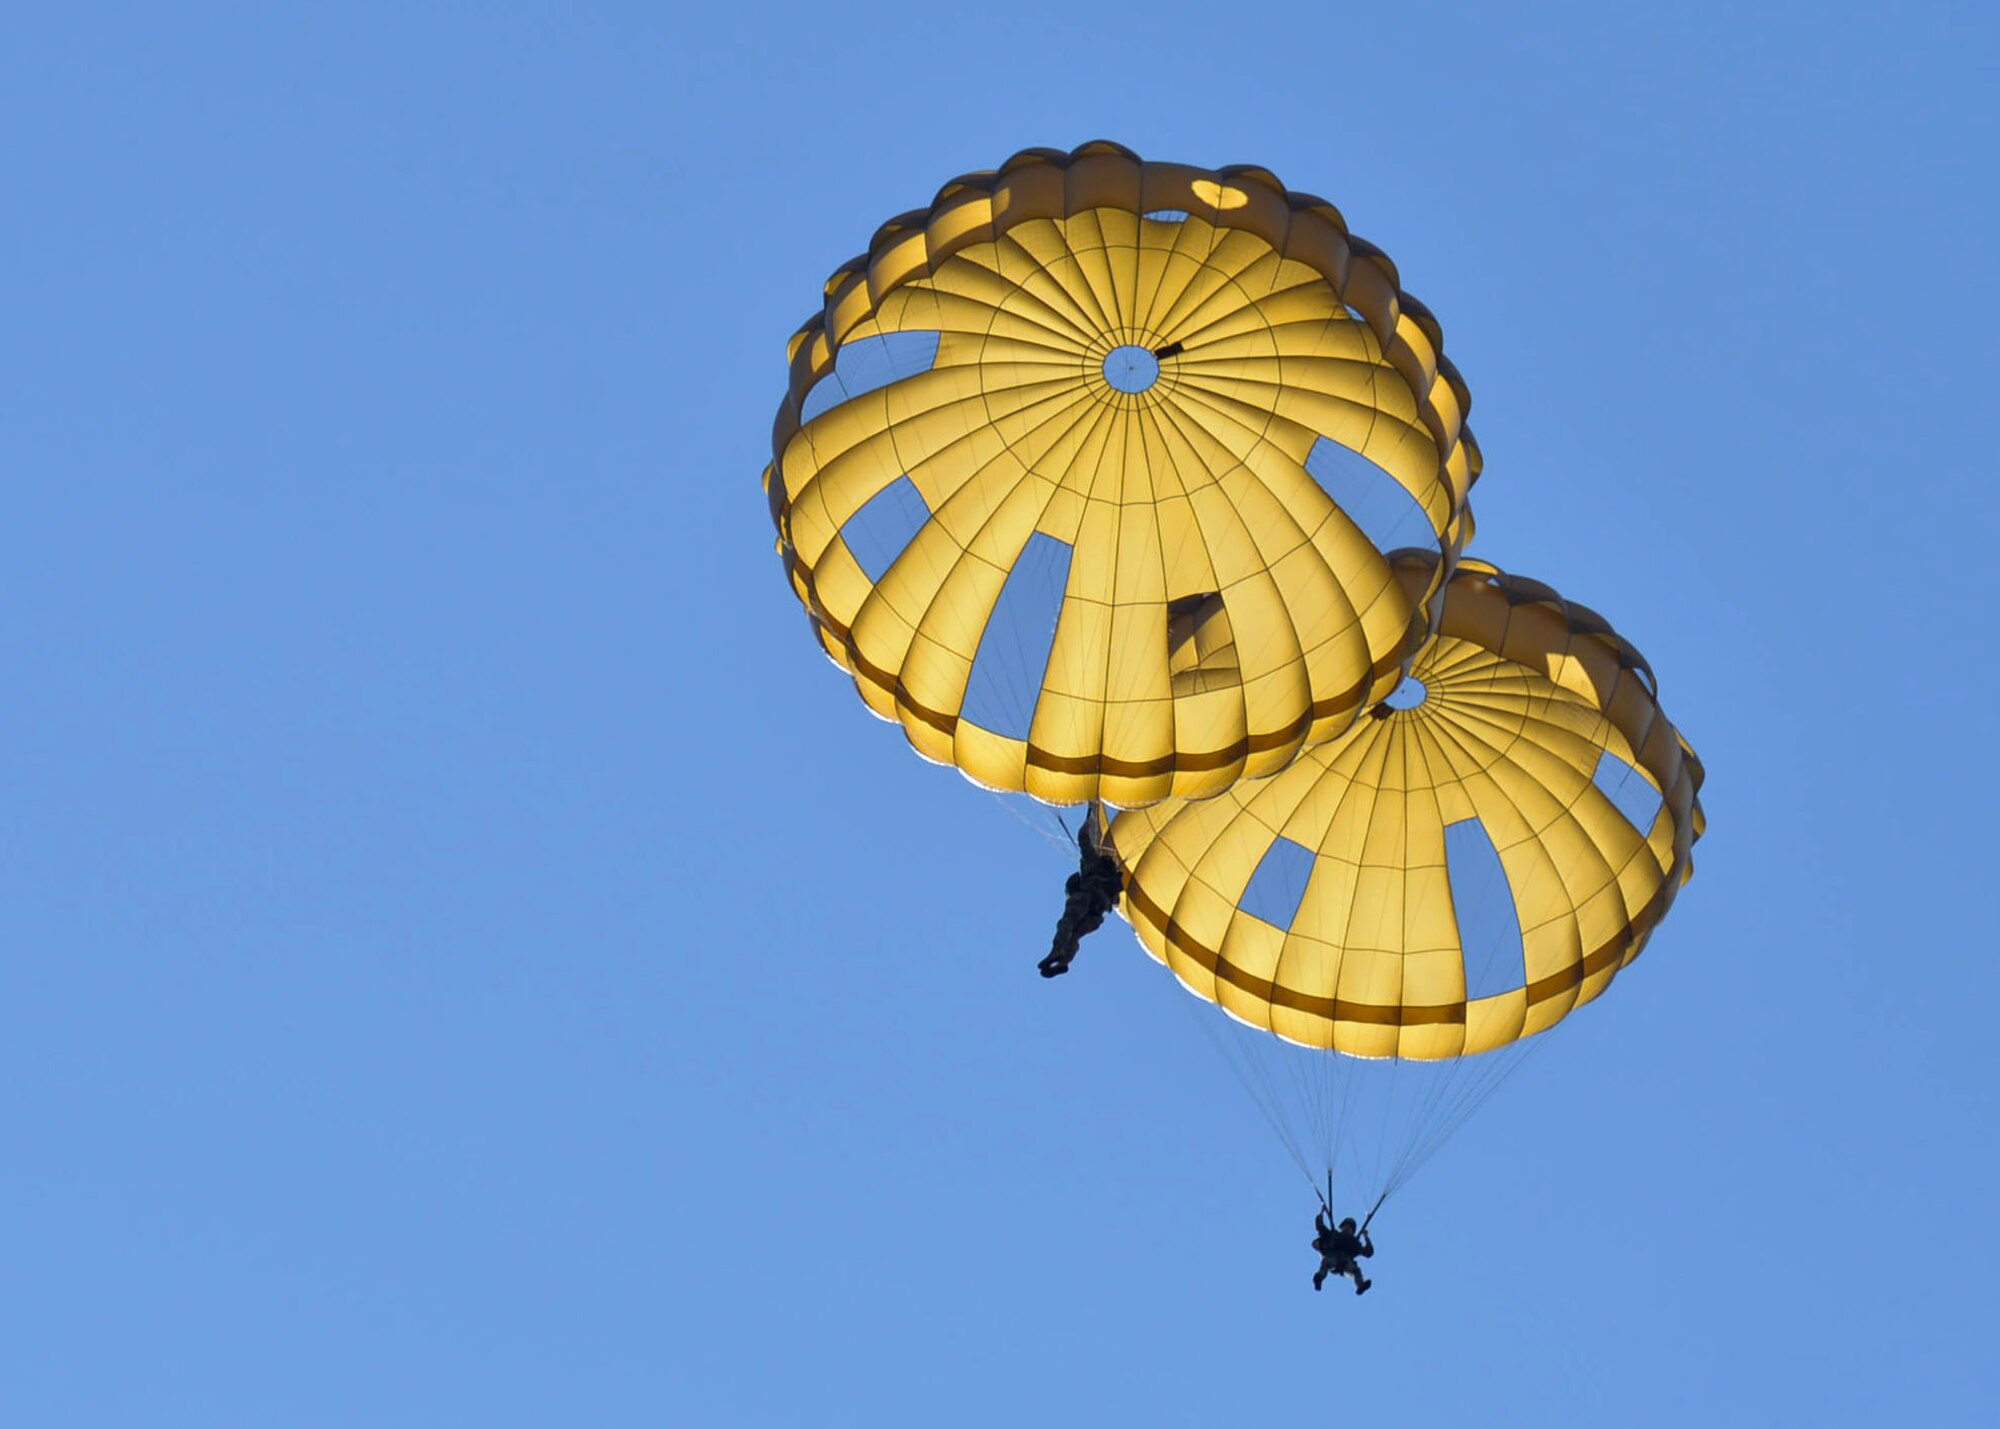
left=1107, top=556, right=1705, bottom=1198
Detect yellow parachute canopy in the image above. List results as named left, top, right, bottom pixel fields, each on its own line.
left=1110, top=557, right=1705, bottom=1058
left=766, top=141, right=1480, bottom=807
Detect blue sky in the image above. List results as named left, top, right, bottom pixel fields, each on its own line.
left=5, top=3, right=1995, bottom=1424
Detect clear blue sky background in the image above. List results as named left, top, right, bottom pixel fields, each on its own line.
left=6, top=3, right=1995, bottom=1424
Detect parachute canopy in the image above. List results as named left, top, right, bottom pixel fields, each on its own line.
left=767, top=141, right=1481, bottom=807
left=1110, top=557, right=1705, bottom=1059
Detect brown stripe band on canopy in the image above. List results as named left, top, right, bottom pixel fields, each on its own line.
left=801, top=569, right=1403, bottom=779
left=1121, top=873, right=1676, bottom=1030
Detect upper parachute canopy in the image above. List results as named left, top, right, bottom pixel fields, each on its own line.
left=767, top=141, right=1481, bottom=807
left=1109, top=557, right=1706, bottom=1058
